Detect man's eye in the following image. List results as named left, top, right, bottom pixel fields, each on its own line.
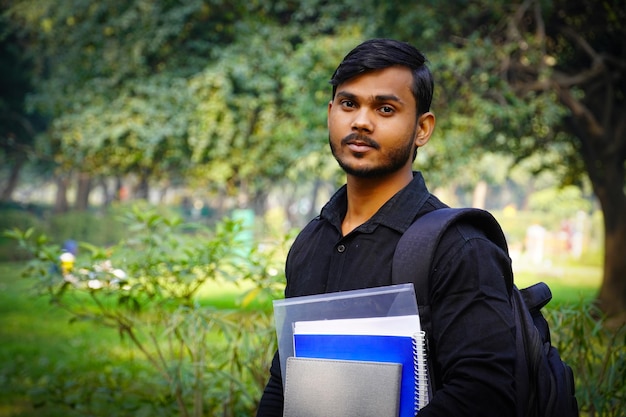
left=379, top=106, right=394, bottom=114
left=341, top=100, right=355, bottom=108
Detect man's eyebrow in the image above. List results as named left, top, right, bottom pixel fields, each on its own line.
left=373, top=94, right=404, bottom=104
left=335, top=91, right=357, bottom=101
left=335, top=91, right=404, bottom=105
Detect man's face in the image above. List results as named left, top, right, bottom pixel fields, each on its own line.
left=328, top=66, right=420, bottom=178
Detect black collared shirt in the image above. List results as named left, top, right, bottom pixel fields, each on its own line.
left=258, top=172, right=516, bottom=417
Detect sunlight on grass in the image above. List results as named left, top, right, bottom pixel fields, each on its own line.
left=512, top=260, right=601, bottom=306
left=0, top=262, right=261, bottom=417
left=197, top=277, right=279, bottom=311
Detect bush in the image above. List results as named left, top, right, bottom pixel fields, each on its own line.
left=47, top=209, right=125, bottom=247
left=548, top=302, right=626, bottom=417
left=0, top=206, right=44, bottom=261
left=6, top=205, right=624, bottom=416
left=0, top=203, right=132, bottom=262
left=6, top=205, right=286, bottom=416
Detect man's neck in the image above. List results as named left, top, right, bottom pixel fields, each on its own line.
left=341, top=169, right=413, bottom=235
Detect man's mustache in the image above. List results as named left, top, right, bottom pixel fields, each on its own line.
left=341, top=133, right=380, bottom=149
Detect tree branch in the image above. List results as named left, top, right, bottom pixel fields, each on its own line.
left=507, top=0, right=534, bottom=42
left=561, top=27, right=600, bottom=63
left=551, top=64, right=607, bottom=88
left=557, top=87, right=604, bottom=138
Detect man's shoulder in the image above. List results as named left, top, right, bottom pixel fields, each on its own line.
left=418, top=207, right=509, bottom=267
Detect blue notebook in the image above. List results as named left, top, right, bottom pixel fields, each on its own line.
left=293, top=315, right=430, bottom=417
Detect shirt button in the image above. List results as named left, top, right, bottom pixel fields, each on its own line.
left=337, top=244, right=346, bottom=253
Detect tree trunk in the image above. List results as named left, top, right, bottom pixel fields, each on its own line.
left=472, top=180, right=488, bottom=209
left=0, top=156, right=24, bottom=202
left=565, top=94, right=626, bottom=321
left=591, top=143, right=626, bottom=321
left=597, top=205, right=626, bottom=324
left=98, top=178, right=113, bottom=207
left=75, top=172, right=92, bottom=211
left=54, top=175, right=70, bottom=214
left=135, top=174, right=149, bottom=200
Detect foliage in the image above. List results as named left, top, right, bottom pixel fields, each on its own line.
left=4, top=207, right=286, bottom=416
left=7, top=0, right=621, bottom=205
left=3, top=0, right=367, bottom=202
left=0, top=255, right=621, bottom=416
left=4, top=0, right=624, bottom=313
left=0, top=5, right=49, bottom=201
left=4, top=0, right=623, bottom=196
left=547, top=303, right=626, bottom=417
left=0, top=203, right=133, bottom=262
left=0, top=204, right=44, bottom=260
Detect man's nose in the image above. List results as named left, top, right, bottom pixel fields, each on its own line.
left=351, top=109, right=374, bottom=133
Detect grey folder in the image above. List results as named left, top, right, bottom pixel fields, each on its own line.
left=283, top=357, right=402, bottom=417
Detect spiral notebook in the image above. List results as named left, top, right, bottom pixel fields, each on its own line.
left=290, top=314, right=430, bottom=417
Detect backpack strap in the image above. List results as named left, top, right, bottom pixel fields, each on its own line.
left=391, top=207, right=511, bottom=391
left=392, top=207, right=510, bottom=305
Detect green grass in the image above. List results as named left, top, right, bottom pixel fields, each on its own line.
left=0, top=262, right=271, bottom=417
left=513, top=261, right=602, bottom=308
left=0, top=263, right=125, bottom=416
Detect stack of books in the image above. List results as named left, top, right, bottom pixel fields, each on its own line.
left=273, top=284, right=430, bottom=417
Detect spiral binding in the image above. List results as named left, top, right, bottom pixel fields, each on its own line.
left=413, top=330, right=430, bottom=413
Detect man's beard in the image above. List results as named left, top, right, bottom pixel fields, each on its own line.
left=330, top=133, right=415, bottom=178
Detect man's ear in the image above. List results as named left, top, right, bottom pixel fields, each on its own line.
left=327, top=100, right=333, bottom=128
left=414, top=112, right=435, bottom=147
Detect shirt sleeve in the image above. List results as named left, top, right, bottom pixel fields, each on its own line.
left=417, top=222, right=517, bottom=417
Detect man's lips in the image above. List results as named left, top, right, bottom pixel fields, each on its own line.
left=347, top=142, right=374, bottom=153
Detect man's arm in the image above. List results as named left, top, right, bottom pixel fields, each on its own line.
left=417, top=223, right=517, bottom=416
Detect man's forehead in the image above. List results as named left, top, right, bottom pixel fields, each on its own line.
left=334, top=67, right=415, bottom=103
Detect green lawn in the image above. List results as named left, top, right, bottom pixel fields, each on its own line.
left=0, top=263, right=124, bottom=416
left=0, top=262, right=270, bottom=417
left=513, top=262, right=602, bottom=308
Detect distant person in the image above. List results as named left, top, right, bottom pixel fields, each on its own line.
left=59, top=239, right=78, bottom=275
left=256, top=39, right=516, bottom=416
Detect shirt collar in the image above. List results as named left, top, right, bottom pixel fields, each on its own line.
left=320, top=172, right=431, bottom=234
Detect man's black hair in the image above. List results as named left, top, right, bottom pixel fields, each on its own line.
left=330, top=38, right=434, bottom=116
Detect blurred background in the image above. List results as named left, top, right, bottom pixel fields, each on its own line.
left=0, top=1, right=624, bottom=416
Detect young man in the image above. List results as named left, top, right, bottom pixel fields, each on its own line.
left=256, top=38, right=516, bottom=416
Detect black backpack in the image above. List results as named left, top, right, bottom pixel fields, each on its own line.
left=392, top=207, right=579, bottom=417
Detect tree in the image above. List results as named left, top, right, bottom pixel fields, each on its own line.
left=5, top=0, right=364, bottom=211
left=364, top=0, right=625, bottom=319
left=7, top=0, right=625, bottom=317
left=0, top=6, right=43, bottom=202
left=494, top=0, right=626, bottom=319
left=6, top=0, right=245, bottom=208
left=488, top=0, right=626, bottom=319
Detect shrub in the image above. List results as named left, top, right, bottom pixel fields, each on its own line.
left=548, top=302, right=626, bottom=417
left=6, top=206, right=623, bottom=416
left=0, top=206, right=44, bottom=261
left=0, top=203, right=131, bottom=262
left=46, top=208, right=126, bottom=247
left=5, top=205, right=286, bottom=417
